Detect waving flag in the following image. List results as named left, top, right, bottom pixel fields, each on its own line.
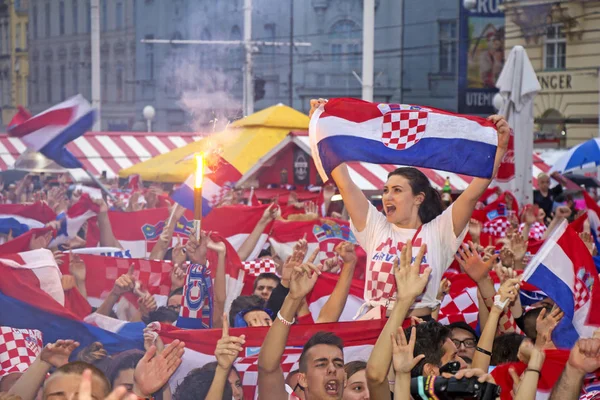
left=7, top=96, right=95, bottom=169
left=51, top=194, right=99, bottom=246
left=171, top=155, right=242, bottom=217
left=522, top=220, right=600, bottom=349
left=155, top=319, right=383, bottom=399
left=309, top=98, right=498, bottom=181
left=0, top=202, right=56, bottom=237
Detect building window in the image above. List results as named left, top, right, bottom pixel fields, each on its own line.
left=15, top=23, right=20, bottom=50
left=15, top=0, right=21, bottom=10
left=72, top=0, right=78, bottom=34
left=545, top=24, right=566, bottom=70
left=73, top=65, right=79, bottom=95
left=46, top=66, right=52, bottom=103
left=116, top=64, right=123, bottom=101
left=439, top=20, right=457, bottom=73
left=59, top=1, right=65, bottom=35
left=86, top=1, right=91, bottom=33
left=32, top=6, right=38, bottom=39
left=25, top=23, right=28, bottom=48
left=33, top=66, right=39, bottom=103
left=60, top=65, right=66, bottom=100
left=331, top=44, right=342, bottom=62
left=115, top=2, right=123, bottom=29
left=45, top=2, right=51, bottom=37
left=145, top=34, right=154, bottom=80
left=101, top=0, right=107, bottom=31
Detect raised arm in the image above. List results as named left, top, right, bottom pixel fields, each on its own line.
left=96, top=263, right=135, bottom=316
left=309, top=99, right=370, bottom=231
left=316, top=242, right=357, bottom=323
left=257, top=262, right=320, bottom=400
left=208, top=237, right=228, bottom=329
left=550, top=337, right=600, bottom=400
left=237, top=204, right=276, bottom=261
left=148, top=204, right=185, bottom=261
left=367, top=241, right=430, bottom=400
left=452, top=115, right=510, bottom=237
left=94, top=198, right=124, bottom=249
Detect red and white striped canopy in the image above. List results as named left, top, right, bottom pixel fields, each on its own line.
left=0, top=132, right=201, bottom=177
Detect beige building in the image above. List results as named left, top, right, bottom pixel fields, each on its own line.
left=0, top=0, right=28, bottom=127
left=503, top=0, right=599, bottom=148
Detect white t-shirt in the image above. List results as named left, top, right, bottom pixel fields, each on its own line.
left=351, top=202, right=466, bottom=310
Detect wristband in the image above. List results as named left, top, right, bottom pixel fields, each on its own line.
left=476, top=346, right=492, bottom=356
left=277, top=311, right=295, bottom=326
left=493, top=294, right=510, bottom=310
left=525, top=369, right=541, bottom=375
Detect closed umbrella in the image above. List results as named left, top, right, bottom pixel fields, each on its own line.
left=495, top=45, right=541, bottom=206
left=549, top=138, right=600, bottom=175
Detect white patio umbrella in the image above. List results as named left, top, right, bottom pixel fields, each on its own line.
left=495, top=45, right=541, bottom=206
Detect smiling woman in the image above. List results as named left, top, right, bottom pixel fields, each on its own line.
left=308, top=98, right=510, bottom=318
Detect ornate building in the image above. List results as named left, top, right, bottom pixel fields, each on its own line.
left=504, top=0, right=600, bottom=148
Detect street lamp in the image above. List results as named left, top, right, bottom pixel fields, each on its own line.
left=143, top=105, right=155, bottom=132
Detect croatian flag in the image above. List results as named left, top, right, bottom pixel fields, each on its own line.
left=171, top=156, right=242, bottom=217
left=50, top=194, right=99, bottom=247
left=0, top=202, right=56, bottom=238
left=309, top=98, right=499, bottom=180
left=7, top=95, right=96, bottom=169
left=522, top=220, right=600, bottom=349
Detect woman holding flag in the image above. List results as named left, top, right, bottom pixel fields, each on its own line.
left=308, top=99, right=510, bottom=319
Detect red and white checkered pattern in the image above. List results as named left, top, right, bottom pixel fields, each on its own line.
left=580, top=390, right=600, bottom=400
left=207, top=185, right=232, bottom=208
left=99, top=257, right=172, bottom=298
left=381, top=111, right=428, bottom=150
left=0, top=327, right=43, bottom=377
left=482, top=217, right=510, bottom=238
left=235, top=347, right=303, bottom=399
left=519, top=222, right=547, bottom=241
left=366, top=262, right=396, bottom=303
left=242, top=259, right=278, bottom=277
left=438, top=289, right=480, bottom=328
left=574, top=277, right=591, bottom=311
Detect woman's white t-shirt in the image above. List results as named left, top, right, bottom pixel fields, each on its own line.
left=351, top=202, right=467, bottom=310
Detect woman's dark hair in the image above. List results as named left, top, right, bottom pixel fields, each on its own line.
left=388, top=167, right=443, bottom=224
left=174, top=364, right=233, bottom=400
left=490, top=333, right=525, bottom=366
left=229, top=294, right=268, bottom=327
left=344, top=360, right=366, bottom=380
left=105, top=350, right=145, bottom=387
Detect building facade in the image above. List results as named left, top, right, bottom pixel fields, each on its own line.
left=132, top=0, right=463, bottom=131
left=504, top=0, right=600, bottom=148
left=0, top=0, right=29, bottom=127
left=27, top=0, right=136, bottom=131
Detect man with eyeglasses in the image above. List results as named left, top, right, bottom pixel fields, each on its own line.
left=447, top=322, right=480, bottom=366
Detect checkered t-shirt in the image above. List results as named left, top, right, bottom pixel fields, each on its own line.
left=351, top=202, right=466, bottom=310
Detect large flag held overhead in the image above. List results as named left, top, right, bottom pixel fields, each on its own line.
left=522, top=220, right=600, bottom=349
left=7, top=95, right=96, bottom=169
left=0, top=202, right=56, bottom=237
left=309, top=98, right=499, bottom=181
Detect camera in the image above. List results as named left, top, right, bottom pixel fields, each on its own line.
left=410, top=376, right=500, bottom=400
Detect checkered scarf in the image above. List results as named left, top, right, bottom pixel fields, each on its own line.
left=0, top=327, right=43, bottom=378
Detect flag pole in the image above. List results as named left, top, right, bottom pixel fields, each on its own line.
left=194, top=153, right=204, bottom=241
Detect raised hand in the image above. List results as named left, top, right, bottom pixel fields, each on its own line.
left=77, top=342, right=108, bottom=364
left=509, top=234, right=528, bottom=262
left=215, top=315, right=246, bottom=370
left=436, top=278, right=451, bottom=302
left=186, top=230, right=208, bottom=264
left=579, top=232, right=596, bottom=255
left=260, top=203, right=278, bottom=223
left=394, top=241, right=431, bottom=302
left=61, top=275, right=77, bottom=291
left=111, top=264, right=136, bottom=296
left=29, top=230, right=53, bottom=250
left=134, top=340, right=185, bottom=397
left=495, top=278, right=521, bottom=311
left=170, top=263, right=186, bottom=290
left=207, top=235, right=227, bottom=254
left=289, top=263, right=321, bottom=300
left=304, top=201, right=318, bottom=216
left=568, top=338, right=600, bottom=374
left=499, top=247, right=515, bottom=269
left=536, top=306, right=563, bottom=348
left=172, top=237, right=187, bottom=268
left=293, top=235, right=309, bottom=260
left=488, top=115, right=510, bottom=150
left=69, top=252, right=87, bottom=282
left=320, top=257, right=341, bottom=274
left=309, top=98, right=328, bottom=119
left=555, top=206, right=572, bottom=219
left=138, top=294, right=158, bottom=318
left=392, top=326, right=424, bottom=375
left=455, top=241, right=498, bottom=283
left=335, top=241, right=357, bottom=265
left=41, top=339, right=80, bottom=368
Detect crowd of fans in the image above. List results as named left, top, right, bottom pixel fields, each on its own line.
left=1, top=103, right=600, bottom=400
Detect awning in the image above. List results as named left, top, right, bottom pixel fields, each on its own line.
left=294, top=135, right=552, bottom=192
left=0, top=132, right=201, bottom=178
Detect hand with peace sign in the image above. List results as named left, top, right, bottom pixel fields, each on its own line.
left=111, top=263, right=136, bottom=297
left=215, top=314, right=246, bottom=370
left=394, top=241, right=431, bottom=302
left=392, top=326, right=424, bottom=375
left=289, top=262, right=321, bottom=301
